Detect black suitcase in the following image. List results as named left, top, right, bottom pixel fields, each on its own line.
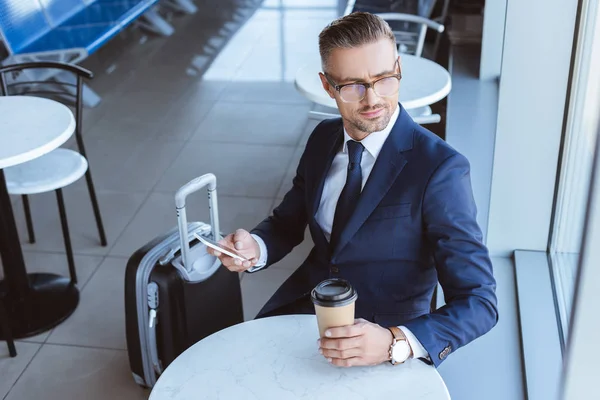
left=125, top=174, right=244, bottom=388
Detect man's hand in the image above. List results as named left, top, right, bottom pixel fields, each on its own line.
left=206, top=229, right=260, bottom=272
left=318, top=318, right=394, bottom=367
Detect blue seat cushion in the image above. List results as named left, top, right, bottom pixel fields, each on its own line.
left=0, top=0, right=51, bottom=54
left=41, top=0, right=86, bottom=27
left=19, top=24, right=117, bottom=55
left=11, top=0, right=158, bottom=55
left=59, top=0, right=151, bottom=27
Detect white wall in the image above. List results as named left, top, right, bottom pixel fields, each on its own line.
left=486, top=0, right=579, bottom=256
left=479, top=0, right=507, bottom=80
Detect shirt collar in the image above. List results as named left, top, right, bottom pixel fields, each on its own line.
left=342, top=105, right=400, bottom=159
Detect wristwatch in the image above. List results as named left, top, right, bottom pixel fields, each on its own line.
left=387, top=327, right=412, bottom=365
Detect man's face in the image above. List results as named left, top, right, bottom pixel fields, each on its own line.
left=319, top=39, right=400, bottom=137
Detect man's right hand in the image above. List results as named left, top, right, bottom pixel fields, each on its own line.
left=207, top=229, right=260, bottom=272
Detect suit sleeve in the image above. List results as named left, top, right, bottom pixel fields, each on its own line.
left=248, top=127, right=318, bottom=270
left=403, top=153, right=499, bottom=367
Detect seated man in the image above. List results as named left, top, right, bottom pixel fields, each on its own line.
left=209, top=12, right=498, bottom=368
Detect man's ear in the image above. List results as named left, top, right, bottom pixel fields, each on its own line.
left=319, top=72, right=336, bottom=99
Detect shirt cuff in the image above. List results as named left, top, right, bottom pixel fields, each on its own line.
left=399, top=325, right=430, bottom=361
left=246, top=234, right=268, bottom=272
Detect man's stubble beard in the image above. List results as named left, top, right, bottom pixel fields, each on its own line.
left=347, top=104, right=392, bottom=134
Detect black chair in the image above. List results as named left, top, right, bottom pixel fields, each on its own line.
left=0, top=297, right=16, bottom=357
left=0, top=62, right=107, bottom=284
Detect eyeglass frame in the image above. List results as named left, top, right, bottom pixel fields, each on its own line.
left=322, top=59, right=402, bottom=102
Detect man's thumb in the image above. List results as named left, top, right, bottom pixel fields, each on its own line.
left=234, top=229, right=248, bottom=249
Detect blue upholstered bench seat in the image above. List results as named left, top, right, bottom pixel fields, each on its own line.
left=0, top=0, right=159, bottom=56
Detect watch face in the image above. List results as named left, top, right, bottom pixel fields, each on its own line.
left=392, top=340, right=411, bottom=363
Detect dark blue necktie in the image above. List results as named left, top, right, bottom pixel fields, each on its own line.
left=330, top=140, right=364, bottom=250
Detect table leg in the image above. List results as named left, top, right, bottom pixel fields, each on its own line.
left=0, top=169, right=79, bottom=339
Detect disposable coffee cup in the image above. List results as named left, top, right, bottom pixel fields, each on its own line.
left=311, top=278, right=358, bottom=337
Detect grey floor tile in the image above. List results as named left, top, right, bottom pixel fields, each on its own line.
left=276, top=146, right=304, bottom=199
left=47, top=257, right=128, bottom=350
left=155, top=101, right=216, bottom=142
left=155, top=141, right=294, bottom=197
left=5, top=345, right=149, bottom=400
left=11, top=189, right=146, bottom=256
left=191, top=102, right=311, bottom=146
left=241, top=267, right=295, bottom=320
left=118, top=64, right=203, bottom=95
left=99, top=90, right=181, bottom=127
left=153, top=84, right=225, bottom=142
left=16, top=331, right=50, bottom=346
left=0, top=342, right=42, bottom=400
left=231, top=48, right=286, bottom=82
left=86, top=115, right=158, bottom=141
left=82, top=101, right=112, bottom=133
left=110, top=192, right=273, bottom=257
left=0, top=252, right=104, bottom=344
left=78, top=136, right=187, bottom=193
left=173, top=78, right=229, bottom=104
left=220, top=81, right=310, bottom=105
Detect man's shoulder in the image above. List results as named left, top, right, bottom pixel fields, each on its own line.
left=306, top=117, right=343, bottom=145
left=410, top=124, right=467, bottom=169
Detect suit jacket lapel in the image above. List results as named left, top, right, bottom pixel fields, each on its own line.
left=331, top=106, right=415, bottom=259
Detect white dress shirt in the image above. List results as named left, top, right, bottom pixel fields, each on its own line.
left=250, top=106, right=429, bottom=362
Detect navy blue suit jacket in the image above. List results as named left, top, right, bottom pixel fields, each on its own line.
left=251, top=105, right=498, bottom=366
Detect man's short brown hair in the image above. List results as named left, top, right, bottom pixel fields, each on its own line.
left=319, top=12, right=396, bottom=72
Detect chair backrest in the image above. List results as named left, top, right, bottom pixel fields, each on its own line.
left=376, top=13, right=444, bottom=57
left=0, top=0, right=51, bottom=54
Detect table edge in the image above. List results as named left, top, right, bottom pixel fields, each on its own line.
left=0, top=101, right=76, bottom=169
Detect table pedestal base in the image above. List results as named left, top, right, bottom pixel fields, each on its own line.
left=0, top=273, right=79, bottom=339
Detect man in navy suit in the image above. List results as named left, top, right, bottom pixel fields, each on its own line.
left=209, top=12, right=498, bottom=368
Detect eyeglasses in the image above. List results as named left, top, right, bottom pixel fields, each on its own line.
left=324, top=60, right=402, bottom=103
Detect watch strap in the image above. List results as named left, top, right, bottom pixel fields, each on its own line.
left=387, top=326, right=411, bottom=365
left=388, top=326, right=407, bottom=342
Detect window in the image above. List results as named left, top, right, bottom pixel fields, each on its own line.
left=549, top=0, right=600, bottom=345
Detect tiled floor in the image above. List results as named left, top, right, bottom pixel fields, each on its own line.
left=0, top=0, right=337, bottom=398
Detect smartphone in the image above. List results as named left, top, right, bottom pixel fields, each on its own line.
left=194, top=233, right=249, bottom=262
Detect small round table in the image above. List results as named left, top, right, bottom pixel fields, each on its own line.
left=0, top=96, right=79, bottom=339
left=150, top=315, right=451, bottom=400
left=295, top=54, right=452, bottom=110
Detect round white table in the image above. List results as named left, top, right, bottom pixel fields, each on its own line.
left=0, top=96, right=79, bottom=340
left=295, top=54, right=451, bottom=110
left=150, top=315, right=451, bottom=400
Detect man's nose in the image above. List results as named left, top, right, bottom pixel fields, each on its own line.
left=363, top=86, right=380, bottom=106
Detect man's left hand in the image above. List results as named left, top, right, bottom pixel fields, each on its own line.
left=318, top=318, right=394, bottom=367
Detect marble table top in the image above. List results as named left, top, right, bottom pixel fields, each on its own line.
left=295, top=53, right=452, bottom=110
left=150, top=315, right=451, bottom=400
left=0, top=96, right=75, bottom=169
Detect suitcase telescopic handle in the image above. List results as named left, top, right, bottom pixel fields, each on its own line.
left=175, top=174, right=220, bottom=272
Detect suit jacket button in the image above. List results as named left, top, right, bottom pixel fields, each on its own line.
left=331, top=266, right=339, bottom=273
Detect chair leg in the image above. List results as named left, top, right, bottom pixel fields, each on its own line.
left=84, top=169, right=107, bottom=247
left=21, top=195, right=36, bottom=244
left=56, top=189, right=77, bottom=284
left=0, top=300, right=16, bottom=357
